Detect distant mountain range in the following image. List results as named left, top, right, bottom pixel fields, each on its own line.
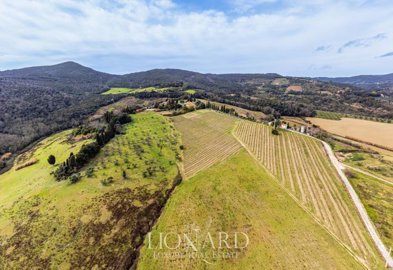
left=2, top=61, right=392, bottom=90
left=316, top=73, right=393, bottom=90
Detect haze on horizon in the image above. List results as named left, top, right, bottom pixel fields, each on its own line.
left=0, top=0, right=393, bottom=77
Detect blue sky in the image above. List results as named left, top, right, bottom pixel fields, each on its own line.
left=0, top=0, right=393, bottom=76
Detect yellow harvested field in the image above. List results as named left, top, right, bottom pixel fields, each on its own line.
left=307, top=117, right=393, bottom=149
left=234, top=121, right=383, bottom=268
left=173, top=110, right=241, bottom=178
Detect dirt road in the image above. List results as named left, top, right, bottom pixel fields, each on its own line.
left=322, top=141, right=393, bottom=268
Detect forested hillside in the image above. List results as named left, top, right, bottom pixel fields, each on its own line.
left=1, top=62, right=392, bottom=168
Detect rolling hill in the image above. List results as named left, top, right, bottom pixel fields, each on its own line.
left=1, top=62, right=393, bottom=173
left=0, top=112, right=182, bottom=269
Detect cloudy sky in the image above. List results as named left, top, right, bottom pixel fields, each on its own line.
left=0, top=0, right=392, bottom=76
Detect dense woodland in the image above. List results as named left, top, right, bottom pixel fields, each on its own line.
left=1, top=61, right=393, bottom=167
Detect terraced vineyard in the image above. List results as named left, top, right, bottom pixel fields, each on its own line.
left=173, top=110, right=241, bottom=178
left=234, top=121, right=383, bottom=268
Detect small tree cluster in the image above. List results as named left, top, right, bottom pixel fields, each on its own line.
left=54, top=142, right=100, bottom=180
left=205, top=102, right=238, bottom=117
left=53, top=111, right=133, bottom=181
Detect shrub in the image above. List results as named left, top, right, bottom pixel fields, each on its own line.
left=0, top=161, right=6, bottom=170
left=351, top=153, right=365, bottom=161
left=344, top=170, right=355, bottom=179
left=47, top=155, right=56, bottom=165
left=85, top=167, right=94, bottom=177
left=271, top=129, right=279, bottom=136
left=101, top=177, right=114, bottom=186
left=69, top=173, right=81, bottom=184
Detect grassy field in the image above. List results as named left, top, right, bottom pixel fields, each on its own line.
left=348, top=169, right=393, bottom=249
left=137, top=151, right=365, bottom=269
left=234, top=121, right=383, bottom=268
left=199, top=99, right=266, bottom=121
left=339, top=149, right=393, bottom=183
left=173, top=110, right=241, bottom=179
left=0, top=112, right=181, bottom=269
left=316, top=110, right=343, bottom=120
left=101, top=87, right=170, bottom=95
left=184, top=89, right=197, bottom=94
left=333, top=135, right=393, bottom=162
left=308, top=117, right=393, bottom=150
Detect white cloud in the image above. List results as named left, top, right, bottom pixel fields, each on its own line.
left=0, top=0, right=392, bottom=76
left=230, top=0, right=278, bottom=13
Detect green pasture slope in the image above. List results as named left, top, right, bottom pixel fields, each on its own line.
left=137, top=150, right=365, bottom=270
left=0, top=112, right=181, bottom=269
left=101, top=87, right=170, bottom=95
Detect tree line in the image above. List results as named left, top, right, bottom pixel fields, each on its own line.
left=53, top=111, right=132, bottom=180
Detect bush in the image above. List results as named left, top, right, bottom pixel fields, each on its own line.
left=344, top=170, right=355, bottom=179
left=0, top=161, right=6, bottom=170
left=69, top=173, right=81, bottom=184
left=85, top=167, right=94, bottom=177
left=351, top=153, right=365, bottom=161
left=101, top=177, right=114, bottom=186
left=47, top=155, right=56, bottom=165
left=271, top=129, right=279, bottom=136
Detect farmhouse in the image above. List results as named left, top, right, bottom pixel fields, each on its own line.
left=280, top=123, right=288, bottom=129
